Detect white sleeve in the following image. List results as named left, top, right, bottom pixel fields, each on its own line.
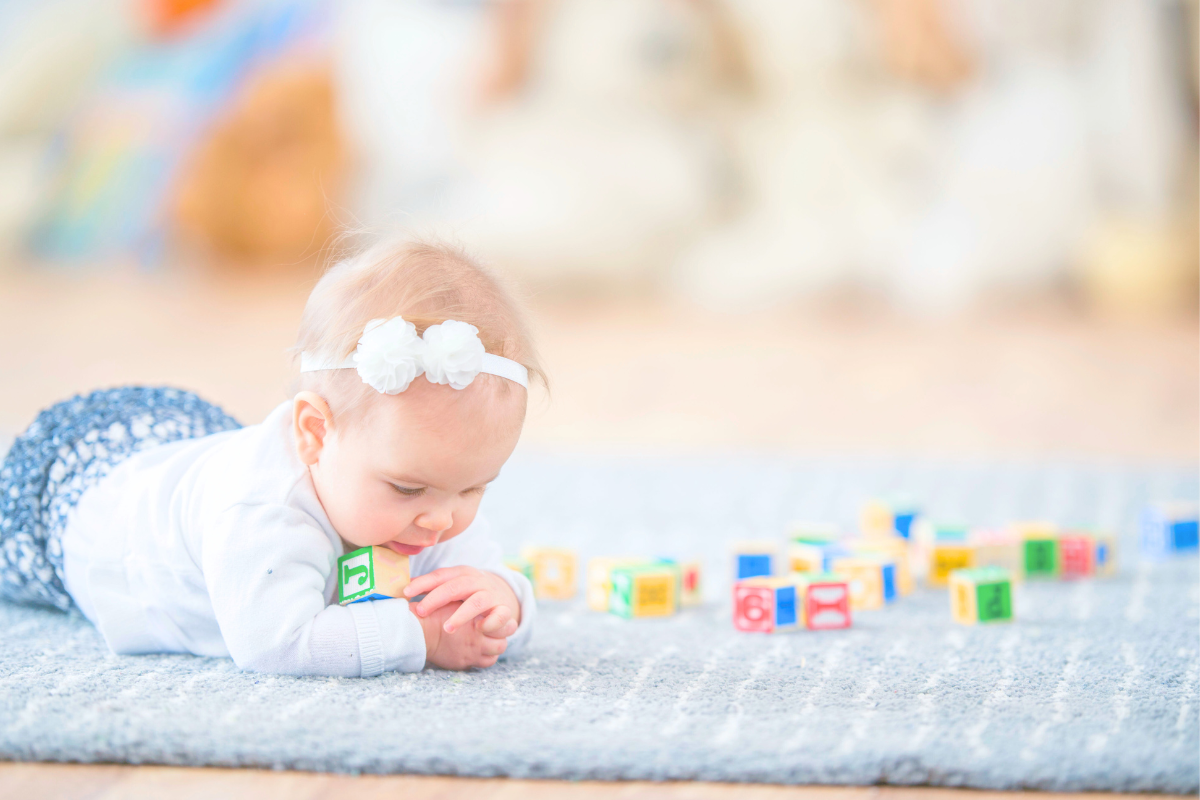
left=412, top=513, right=537, bottom=658
left=202, top=504, right=427, bottom=677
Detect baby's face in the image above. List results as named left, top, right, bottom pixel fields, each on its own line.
left=303, top=378, right=525, bottom=554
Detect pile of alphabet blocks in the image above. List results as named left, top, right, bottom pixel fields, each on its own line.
left=728, top=497, right=1198, bottom=633
left=485, top=501, right=1197, bottom=631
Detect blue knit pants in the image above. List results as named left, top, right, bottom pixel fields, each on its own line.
left=0, top=387, right=241, bottom=610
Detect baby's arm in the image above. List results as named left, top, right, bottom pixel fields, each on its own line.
left=202, top=504, right=426, bottom=677
left=405, top=515, right=537, bottom=662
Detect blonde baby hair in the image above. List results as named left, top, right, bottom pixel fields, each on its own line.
left=295, top=234, right=544, bottom=419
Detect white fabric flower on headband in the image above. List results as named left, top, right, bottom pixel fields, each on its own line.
left=422, top=319, right=486, bottom=390
left=353, top=317, right=426, bottom=394
left=301, top=315, right=529, bottom=391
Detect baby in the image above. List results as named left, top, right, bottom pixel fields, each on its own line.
left=0, top=237, right=542, bottom=676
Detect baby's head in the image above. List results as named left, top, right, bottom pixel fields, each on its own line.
left=292, top=236, right=543, bottom=555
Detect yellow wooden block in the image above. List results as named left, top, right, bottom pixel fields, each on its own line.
left=521, top=546, right=578, bottom=600
left=337, top=545, right=410, bottom=605
left=610, top=564, right=678, bottom=618
left=586, top=557, right=644, bottom=611
left=831, top=557, right=886, bottom=610
left=860, top=499, right=895, bottom=538
left=927, top=544, right=976, bottom=587
left=849, top=539, right=913, bottom=595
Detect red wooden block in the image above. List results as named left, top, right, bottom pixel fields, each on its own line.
left=733, top=583, right=774, bottom=632
left=805, top=582, right=851, bottom=630
left=1059, top=535, right=1094, bottom=579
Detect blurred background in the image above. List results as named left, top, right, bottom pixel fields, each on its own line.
left=0, top=0, right=1196, bottom=460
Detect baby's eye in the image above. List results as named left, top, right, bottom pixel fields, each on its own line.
left=463, top=485, right=487, bottom=496
left=390, top=484, right=425, bottom=497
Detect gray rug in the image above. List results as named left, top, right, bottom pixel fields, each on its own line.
left=1, top=455, right=1197, bottom=792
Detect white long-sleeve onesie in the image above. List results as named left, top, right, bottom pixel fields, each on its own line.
left=59, top=400, right=535, bottom=677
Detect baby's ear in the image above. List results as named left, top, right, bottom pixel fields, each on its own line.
left=292, top=391, right=333, bottom=465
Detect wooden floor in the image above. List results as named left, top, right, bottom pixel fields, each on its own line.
left=0, top=763, right=1159, bottom=799
left=0, top=263, right=1195, bottom=797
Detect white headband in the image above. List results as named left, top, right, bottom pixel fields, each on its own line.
left=299, top=317, right=529, bottom=393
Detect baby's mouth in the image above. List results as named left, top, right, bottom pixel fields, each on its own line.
left=385, top=541, right=426, bottom=556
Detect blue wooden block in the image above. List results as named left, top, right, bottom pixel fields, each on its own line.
left=1141, top=503, right=1200, bottom=557
left=737, top=553, right=772, bottom=579
left=881, top=562, right=897, bottom=602
left=894, top=511, right=917, bottom=539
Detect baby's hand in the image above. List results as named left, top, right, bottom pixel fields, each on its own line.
left=415, top=601, right=508, bottom=670
left=404, top=566, right=521, bottom=638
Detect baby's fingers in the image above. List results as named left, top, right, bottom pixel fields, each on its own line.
left=415, top=575, right=488, bottom=619
left=476, top=605, right=513, bottom=636
left=402, top=566, right=473, bottom=600
left=443, top=590, right=496, bottom=633
left=480, top=636, right=508, bottom=657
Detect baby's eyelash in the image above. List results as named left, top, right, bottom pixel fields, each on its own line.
left=464, top=486, right=487, bottom=496
left=390, top=484, right=425, bottom=497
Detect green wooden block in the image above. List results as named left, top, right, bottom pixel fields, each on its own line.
left=975, top=578, right=1013, bottom=622
left=337, top=545, right=410, bottom=605
left=1024, top=538, right=1059, bottom=577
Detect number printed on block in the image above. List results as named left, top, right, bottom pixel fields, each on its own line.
left=733, top=583, right=773, bottom=632
left=732, top=577, right=801, bottom=633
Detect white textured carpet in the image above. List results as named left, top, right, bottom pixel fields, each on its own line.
left=1, top=456, right=1197, bottom=791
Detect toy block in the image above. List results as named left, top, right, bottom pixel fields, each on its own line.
left=831, top=556, right=896, bottom=610
left=860, top=499, right=894, bottom=538
left=794, top=573, right=852, bottom=629
left=848, top=538, right=913, bottom=595
left=653, top=558, right=703, bottom=607
left=893, top=506, right=920, bottom=540
left=609, top=564, right=678, bottom=618
left=586, top=557, right=646, bottom=611
left=861, top=498, right=921, bottom=540
left=520, top=546, right=578, bottom=599
left=503, top=556, right=534, bottom=583
left=788, top=540, right=848, bottom=574
left=1140, top=502, right=1200, bottom=557
left=678, top=559, right=703, bottom=607
left=337, top=545, right=410, bottom=605
left=787, top=521, right=838, bottom=544
left=970, top=530, right=1023, bottom=582
left=1092, top=532, right=1117, bottom=577
left=950, top=568, right=1013, bottom=625
left=1016, top=527, right=1059, bottom=579
left=733, top=576, right=802, bottom=633
left=731, top=541, right=778, bottom=580
left=1058, top=533, right=1095, bottom=579
left=926, top=543, right=976, bottom=587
